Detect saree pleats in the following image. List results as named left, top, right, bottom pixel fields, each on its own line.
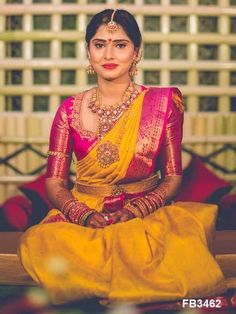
left=19, top=202, right=226, bottom=305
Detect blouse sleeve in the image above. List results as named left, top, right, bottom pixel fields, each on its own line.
left=158, top=88, right=184, bottom=177
left=46, top=102, right=73, bottom=180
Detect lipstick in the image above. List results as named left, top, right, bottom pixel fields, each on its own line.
left=102, top=63, right=118, bottom=69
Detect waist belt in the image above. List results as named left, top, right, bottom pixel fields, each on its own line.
left=75, top=173, right=160, bottom=197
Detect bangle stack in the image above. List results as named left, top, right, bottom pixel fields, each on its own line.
left=124, top=187, right=166, bottom=218
left=123, top=203, right=143, bottom=218
left=61, top=199, right=95, bottom=225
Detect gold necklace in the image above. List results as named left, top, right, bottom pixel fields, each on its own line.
left=89, top=83, right=140, bottom=168
left=96, top=101, right=134, bottom=168
left=88, top=82, right=138, bottom=140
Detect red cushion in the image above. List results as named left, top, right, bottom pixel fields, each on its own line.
left=176, top=155, right=231, bottom=202
left=0, top=196, right=32, bottom=231
left=20, top=173, right=52, bottom=207
left=19, top=173, right=53, bottom=223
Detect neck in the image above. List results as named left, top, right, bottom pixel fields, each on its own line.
left=97, top=76, right=132, bottom=100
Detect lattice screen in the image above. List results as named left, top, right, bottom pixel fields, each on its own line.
left=0, top=0, right=236, bottom=113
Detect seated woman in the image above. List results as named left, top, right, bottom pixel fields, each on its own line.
left=18, top=9, right=226, bottom=305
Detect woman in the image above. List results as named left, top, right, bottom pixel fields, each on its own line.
left=19, top=9, right=226, bottom=305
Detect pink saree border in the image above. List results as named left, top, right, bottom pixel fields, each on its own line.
left=124, top=87, right=175, bottom=180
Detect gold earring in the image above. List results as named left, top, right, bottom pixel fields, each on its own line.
left=136, top=49, right=142, bottom=63
left=129, top=49, right=142, bottom=77
left=129, top=61, right=138, bottom=77
left=86, top=64, right=95, bottom=75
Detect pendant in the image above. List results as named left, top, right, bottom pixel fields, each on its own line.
left=96, top=141, right=120, bottom=168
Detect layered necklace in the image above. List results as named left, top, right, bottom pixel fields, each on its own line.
left=88, top=82, right=139, bottom=139
left=88, top=82, right=140, bottom=167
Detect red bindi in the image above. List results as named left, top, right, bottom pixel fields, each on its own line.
left=108, top=38, right=112, bottom=43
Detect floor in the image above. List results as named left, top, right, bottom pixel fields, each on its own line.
left=0, top=286, right=235, bottom=314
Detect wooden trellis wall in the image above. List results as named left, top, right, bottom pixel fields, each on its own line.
left=0, top=0, right=236, bottom=202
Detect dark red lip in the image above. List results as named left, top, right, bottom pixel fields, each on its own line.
left=102, top=64, right=118, bottom=69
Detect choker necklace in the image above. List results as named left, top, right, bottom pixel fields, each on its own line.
left=88, top=82, right=140, bottom=167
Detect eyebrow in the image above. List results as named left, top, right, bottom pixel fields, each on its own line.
left=91, top=39, right=130, bottom=43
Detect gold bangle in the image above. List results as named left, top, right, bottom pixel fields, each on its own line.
left=131, top=199, right=147, bottom=218
left=80, top=210, right=95, bottom=226
left=136, top=199, right=149, bottom=217
left=124, top=203, right=142, bottom=218
left=61, top=199, right=77, bottom=212
left=140, top=197, right=153, bottom=214
left=149, top=192, right=165, bottom=207
left=144, top=196, right=158, bottom=213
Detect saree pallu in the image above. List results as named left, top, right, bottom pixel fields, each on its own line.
left=18, top=88, right=226, bottom=305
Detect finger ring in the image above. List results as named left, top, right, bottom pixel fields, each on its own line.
left=103, top=215, right=109, bottom=221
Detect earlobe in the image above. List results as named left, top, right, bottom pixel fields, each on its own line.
left=136, top=49, right=142, bottom=63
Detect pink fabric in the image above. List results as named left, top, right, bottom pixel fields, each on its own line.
left=47, top=97, right=97, bottom=179
left=124, top=87, right=183, bottom=182
left=47, top=87, right=183, bottom=182
left=157, top=88, right=184, bottom=177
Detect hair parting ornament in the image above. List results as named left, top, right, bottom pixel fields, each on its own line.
left=106, top=9, right=119, bottom=33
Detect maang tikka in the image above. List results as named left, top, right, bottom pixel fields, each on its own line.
left=106, top=9, right=119, bottom=33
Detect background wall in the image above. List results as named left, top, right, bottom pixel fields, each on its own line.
left=0, top=0, right=236, bottom=201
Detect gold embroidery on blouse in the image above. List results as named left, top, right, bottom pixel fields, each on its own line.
left=60, top=109, right=70, bottom=131
left=71, top=92, right=97, bottom=141
left=47, top=150, right=70, bottom=158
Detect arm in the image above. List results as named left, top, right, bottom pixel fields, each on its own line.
left=46, top=102, right=73, bottom=209
left=46, top=102, right=107, bottom=228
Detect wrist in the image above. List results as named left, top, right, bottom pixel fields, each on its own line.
left=122, top=208, right=135, bottom=219
left=80, top=210, right=96, bottom=226
left=61, top=199, right=95, bottom=225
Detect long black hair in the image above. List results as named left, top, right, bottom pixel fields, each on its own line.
left=85, top=9, right=142, bottom=50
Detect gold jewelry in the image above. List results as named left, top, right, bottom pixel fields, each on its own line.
left=86, top=64, right=95, bottom=75
left=61, top=198, right=95, bottom=225
left=106, top=9, right=119, bottom=33
left=79, top=210, right=95, bottom=226
left=88, top=82, right=140, bottom=168
left=124, top=202, right=143, bottom=218
left=88, top=82, right=138, bottom=139
left=129, top=61, right=138, bottom=77
left=136, top=49, right=143, bottom=63
left=129, top=50, right=142, bottom=77
left=96, top=140, right=120, bottom=168
left=96, top=105, right=132, bottom=168
left=75, top=173, right=160, bottom=196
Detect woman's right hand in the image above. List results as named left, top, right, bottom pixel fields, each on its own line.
left=85, top=212, right=108, bottom=228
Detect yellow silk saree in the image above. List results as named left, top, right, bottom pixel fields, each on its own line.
left=19, top=87, right=226, bottom=305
